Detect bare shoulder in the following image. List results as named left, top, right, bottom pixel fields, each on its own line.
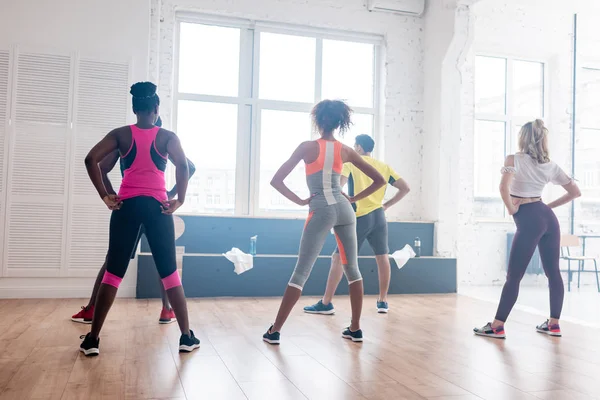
left=109, top=125, right=131, bottom=137
left=341, top=143, right=358, bottom=163
left=296, top=140, right=317, bottom=153
left=158, top=128, right=177, bottom=138
left=504, top=154, right=515, bottom=167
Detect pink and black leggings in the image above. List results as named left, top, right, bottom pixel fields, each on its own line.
left=102, top=196, right=181, bottom=290
left=495, top=201, right=564, bottom=322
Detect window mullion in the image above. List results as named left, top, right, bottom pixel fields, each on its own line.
left=248, top=29, right=262, bottom=217
left=314, top=38, right=323, bottom=103
left=235, top=27, right=255, bottom=216
left=505, top=58, right=513, bottom=156
left=373, top=44, right=383, bottom=159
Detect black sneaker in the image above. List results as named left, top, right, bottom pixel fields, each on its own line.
left=342, top=327, right=363, bottom=342
left=79, top=333, right=99, bottom=356
left=262, top=325, right=280, bottom=345
left=179, top=330, right=200, bottom=352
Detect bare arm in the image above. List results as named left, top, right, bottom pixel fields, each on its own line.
left=166, top=133, right=189, bottom=204
left=547, top=181, right=581, bottom=209
left=98, top=150, right=119, bottom=196
left=85, top=130, right=120, bottom=200
left=343, top=146, right=386, bottom=203
left=499, top=155, right=518, bottom=215
left=271, top=142, right=312, bottom=207
left=383, top=177, right=410, bottom=211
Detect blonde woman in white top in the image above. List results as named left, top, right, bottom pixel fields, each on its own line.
left=474, top=119, right=581, bottom=339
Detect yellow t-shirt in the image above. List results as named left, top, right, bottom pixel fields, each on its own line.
left=343, top=156, right=400, bottom=217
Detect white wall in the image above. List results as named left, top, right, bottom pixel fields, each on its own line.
left=153, top=0, right=425, bottom=221
left=457, top=0, right=600, bottom=286
left=0, top=0, right=150, bottom=298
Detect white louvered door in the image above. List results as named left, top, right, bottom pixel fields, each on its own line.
left=66, top=58, right=130, bottom=276
left=4, top=50, right=73, bottom=277
left=0, top=50, right=10, bottom=277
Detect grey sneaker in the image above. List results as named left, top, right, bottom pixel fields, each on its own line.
left=473, top=322, right=506, bottom=339
left=536, top=319, right=561, bottom=337
left=303, top=300, right=335, bottom=315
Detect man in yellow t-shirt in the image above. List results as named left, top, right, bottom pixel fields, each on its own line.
left=304, top=134, right=410, bottom=314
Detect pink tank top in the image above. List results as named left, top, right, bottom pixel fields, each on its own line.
left=118, top=125, right=168, bottom=202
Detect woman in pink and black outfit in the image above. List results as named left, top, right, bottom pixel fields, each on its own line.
left=80, top=82, right=199, bottom=355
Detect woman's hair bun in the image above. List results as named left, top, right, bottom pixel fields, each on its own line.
left=130, top=81, right=157, bottom=98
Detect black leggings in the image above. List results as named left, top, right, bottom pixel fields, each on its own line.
left=495, top=202, right=564, bottom=322
left=106, top=196, right=176, bottom=279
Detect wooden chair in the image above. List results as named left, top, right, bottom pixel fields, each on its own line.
left=560, top=234, right=600, bottom=292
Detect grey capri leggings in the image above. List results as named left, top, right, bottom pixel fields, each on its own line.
left=288, top=201, right=363, bottom=289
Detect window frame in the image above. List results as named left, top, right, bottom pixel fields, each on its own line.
left=473, top=53, right=548, bottom=218
left=172, top=13, right=384, bottom=218
left=574, top=65, right=600, bottom=203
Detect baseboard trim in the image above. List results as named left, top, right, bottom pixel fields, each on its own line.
left=0, top=286, right=136, bottom=299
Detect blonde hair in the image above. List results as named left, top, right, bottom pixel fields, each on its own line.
left=518, top=119, right=550, bottom=164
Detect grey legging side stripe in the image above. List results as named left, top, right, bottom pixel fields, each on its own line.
left=289, top=201, right=362, bottom=289
left=495, top=202, right=564, bottom=322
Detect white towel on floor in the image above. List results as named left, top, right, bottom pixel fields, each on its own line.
left=390, top=245, right=416, bottom=269
left=223, top=248, right=254, bottom=275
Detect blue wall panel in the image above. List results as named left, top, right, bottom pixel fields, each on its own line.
left=141, top=216, right=434, bottom=257
left=137, top=255, right=456, bottom=298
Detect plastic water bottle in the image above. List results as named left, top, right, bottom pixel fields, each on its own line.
left=414, top=237, right=421, bottom=258
left=250, top=235, right=257, bottom=256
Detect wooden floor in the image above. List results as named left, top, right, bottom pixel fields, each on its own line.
left=0, top=295, right=599, bottom=400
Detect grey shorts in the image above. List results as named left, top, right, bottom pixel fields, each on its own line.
left=335, top=207, right=389, bottom=256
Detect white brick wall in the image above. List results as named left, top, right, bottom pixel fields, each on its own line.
left=152, top=0, right=425, bottom=220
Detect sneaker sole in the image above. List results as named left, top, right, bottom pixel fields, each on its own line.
left=536, top=329, right=561, bottom=337
left=474, top=331, right=506, bottom=339
left=71, top=318, right=92, bottom=324
left=79, top=347, right=99, bottom=356
left=377, top=308, right=389, bottom=314
left=342, top=334, right=363, bottom=342
left=262, top=337, right=280, bottom=345
left=303, top=309, right=335, bottom=315
left=159, top=319, right=177, bottom=324
left=179, top=344, right=200, bottom=352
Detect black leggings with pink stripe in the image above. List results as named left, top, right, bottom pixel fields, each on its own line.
left=495, top=202, right=564, bottom=322
left=103, top=196, right=180, bottom=290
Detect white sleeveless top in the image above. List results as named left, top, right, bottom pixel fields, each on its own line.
left=503, top=153, right=572, bottom=198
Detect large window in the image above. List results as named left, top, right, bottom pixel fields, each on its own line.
left=571, top=13, right=600, bottom=255
left=473, top=55, right=545, bottom=218
left=173, top=16, right=382, bottom=215
left=574, top=67, right=600, bottom=233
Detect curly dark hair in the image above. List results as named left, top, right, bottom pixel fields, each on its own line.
left=130, top=81, right=160, bottom=114
left=311, top=99, right=353, bottom=136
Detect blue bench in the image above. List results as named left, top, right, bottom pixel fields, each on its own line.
left=136, top=216, right=456, bottom=298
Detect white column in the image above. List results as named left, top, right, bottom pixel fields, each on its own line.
left=422, top=0, right=477, bottom=257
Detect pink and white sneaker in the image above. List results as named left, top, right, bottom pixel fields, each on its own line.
left=536, top=319, right=561, bottom=337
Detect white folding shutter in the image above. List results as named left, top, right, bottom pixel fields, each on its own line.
left=67, top=58, right=129, bottom=275
left=0, top=51, right=9, bottom=195
left=4, top=51, right=71, bottom=276
left=0, top=50, right=10, bottom=276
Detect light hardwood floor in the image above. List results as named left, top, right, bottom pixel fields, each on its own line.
left=0, top=294, right=599, bottom=400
